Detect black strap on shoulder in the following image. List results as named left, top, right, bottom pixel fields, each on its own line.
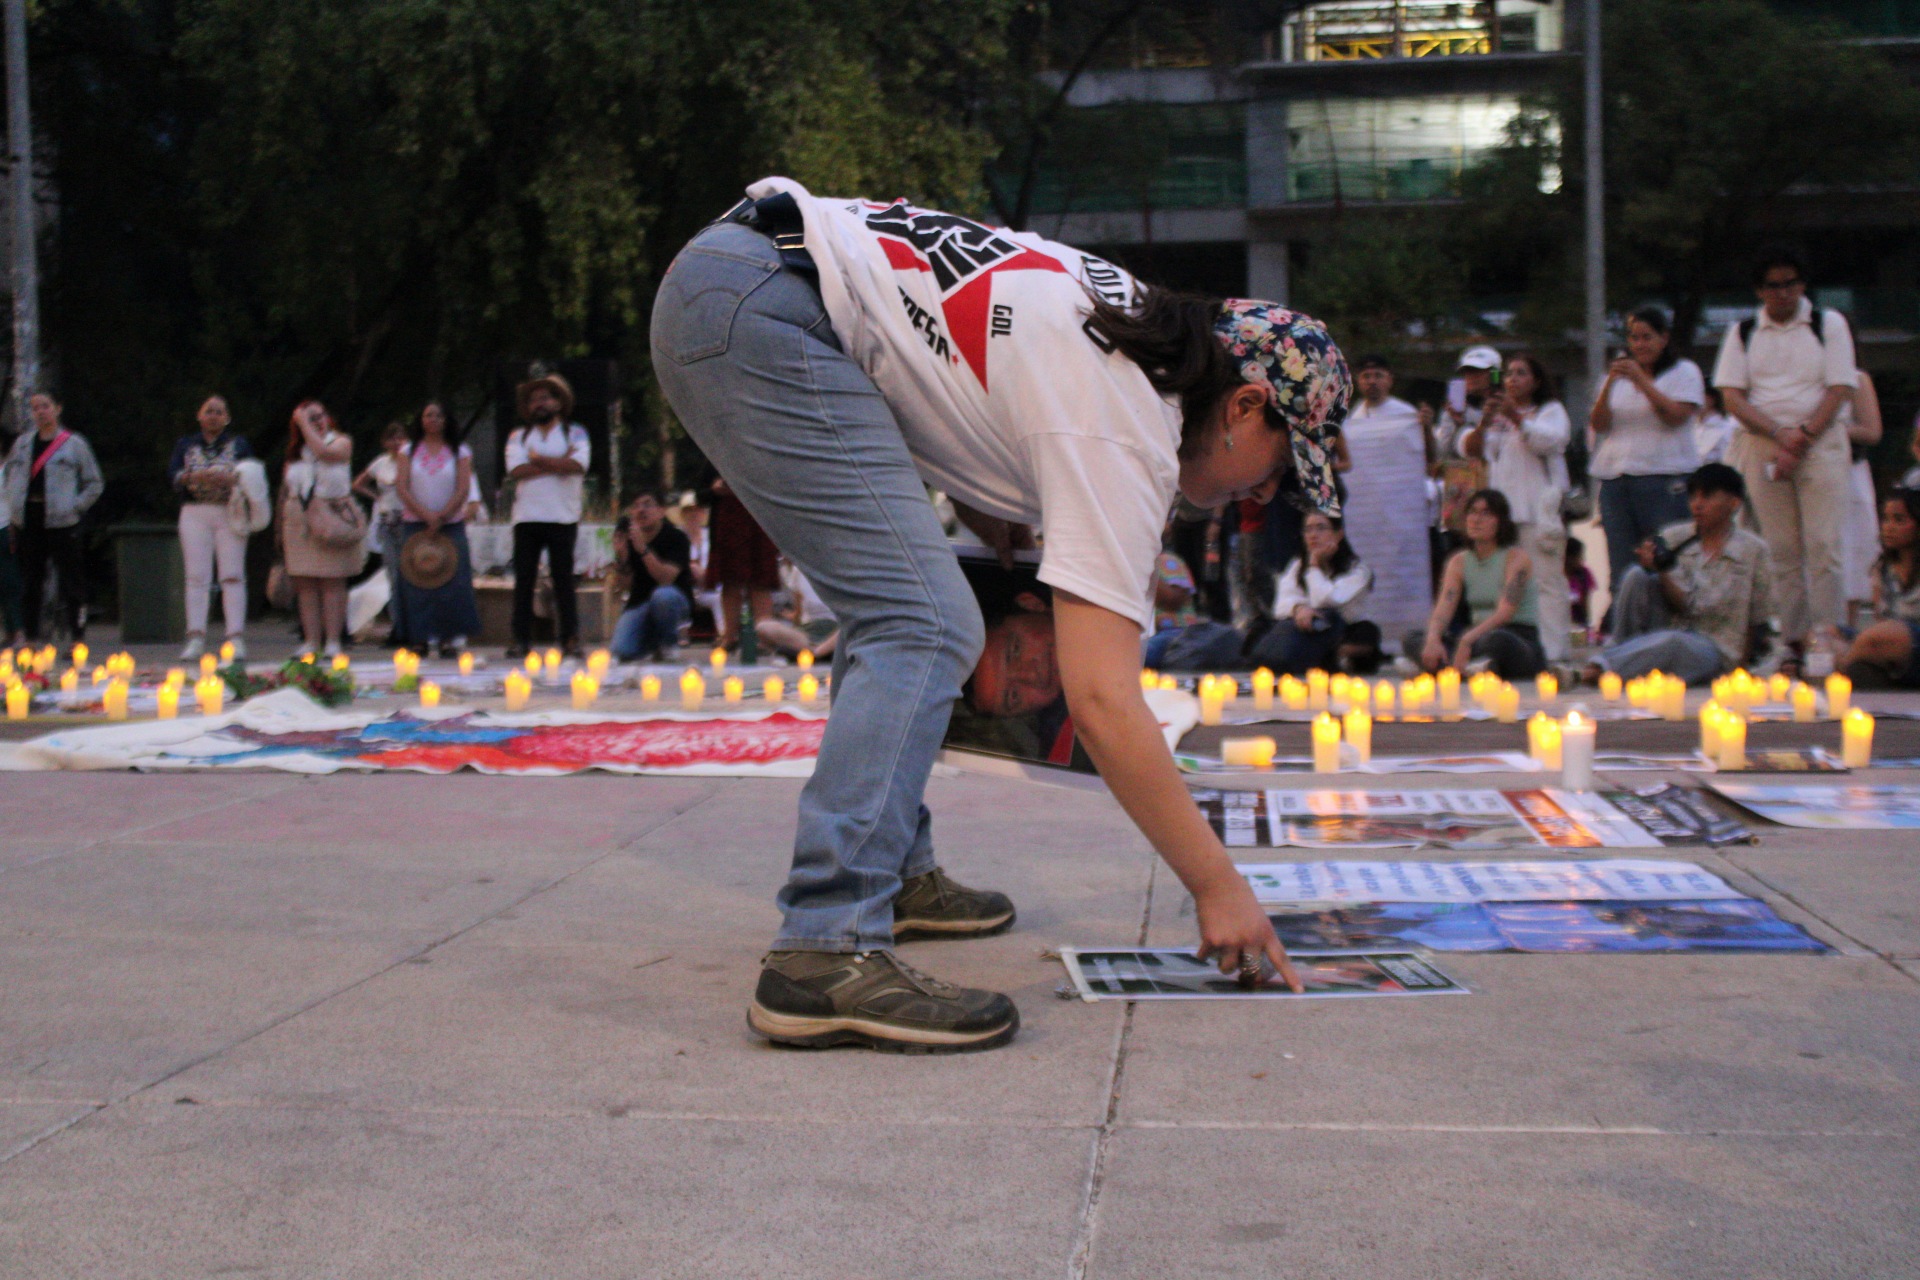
left=1739, top=309, right=1824, bottom=349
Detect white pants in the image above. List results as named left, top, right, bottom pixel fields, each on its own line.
left=1519, top=520, right=1571, bottom=663
left=179, top=503, right=246, bottom=636
left=1736, top=431, right=1849, bottom=641
left=1842, top=457, right=1878, bottom=605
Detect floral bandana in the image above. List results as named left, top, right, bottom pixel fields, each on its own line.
left=1213, top=300, right=1352, bottom=515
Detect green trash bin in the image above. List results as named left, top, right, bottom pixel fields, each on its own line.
left=112, top=523, right=186, bottom=643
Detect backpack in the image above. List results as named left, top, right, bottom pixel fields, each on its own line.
left=1736, top=308, right=1826, bottom=350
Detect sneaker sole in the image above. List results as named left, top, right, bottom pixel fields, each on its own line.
left=891, top=907, right=1016, bottom=943
left=747, top=1003, right=1019, bottom=1054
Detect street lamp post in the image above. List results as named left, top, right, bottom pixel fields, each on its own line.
left=4, top=0, right=37, bottom=431
left=1583, top=0, right=1606, bottom=400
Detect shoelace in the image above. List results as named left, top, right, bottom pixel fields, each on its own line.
left=858, top=951, right=958, bottom=998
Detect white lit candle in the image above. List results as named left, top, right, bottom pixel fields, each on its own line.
left=1494, top=683, right=1520, bottom=724
left=1251, top=667, right=1275, bottom=711
left=1342, top=708, right=1372, bottom=764
left=1561, top=708, right=1595, bottom=790
left=1598, top=670, right=1622, bottom=702
left=419, top=681, right=443, bottom=709
left=70, top=642, right=88, bottom=669
left=1792, top=681, right=1817, bottom=723
left=1220, top=735, right=1277, bottom=769
left=1826, top=673, right=1851, bottom=721
left=1842, top=708, right=1874, bottom=768
left=503, top=671, right=531, bottom=712
left=1373, top=679, right=1396, bottom=715
left=1307, top=668, right=1329, bottom=712
left=680, top=668, right=705, bottom=709
left=640, top=674, right=661, bottom=702
left=5, top=680, right=26, bottom=720
left=1535, top=672, right=1558, bottom=704
left=797, top=673, right=820, bottom=706
left=710, top=646, right=727, bottom=674
left=1281, top=675, right=1308, bottom=711
left=570, top=671, right=598, bottom=709
left=1699, top=701, right=1724, bottom=759
left=796, top=650, right=815, bottom=670
left=1537, top=717, right=1563, bottom=771
left=764, top=676, right=784, bottom=704
left=1717, top=713, right=1747, bottom=772
left=1312, top=712, right=1341, bottom=773
left=1437, top=667, right=1461, bottom=714
left=156, top=682, right=179, bottom=720
left=723, top=675, right=744, bottom=704
left=458, top=651, right=475, bottom=676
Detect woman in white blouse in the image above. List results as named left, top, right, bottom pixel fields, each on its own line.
left=1588, top=306, right=1705, bottom=612
left=1250, top=510, right=1377, bottom=675
left=1463, top=353, right=1572, bottom=665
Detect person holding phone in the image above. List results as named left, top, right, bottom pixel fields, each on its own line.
left=1588, top=306, right=1705, bottom=613
left=651, top=180, right=1350, bottom=1053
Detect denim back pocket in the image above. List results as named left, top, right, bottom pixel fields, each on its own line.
left=652, top=242, right=780, bottom=366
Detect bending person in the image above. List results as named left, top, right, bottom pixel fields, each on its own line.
left=1249, top=510, right=1379, bottom=676
left=1414, top=489, right=1545, bottom=680
left=1838, top=488, right=1920, bottom=687
left=652, top=180, right=1349, bottom=1053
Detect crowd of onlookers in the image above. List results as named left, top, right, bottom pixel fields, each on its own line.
left=1, top=244, right=1918, bottom=693
left=1146, top=246, right=1920, bottom=692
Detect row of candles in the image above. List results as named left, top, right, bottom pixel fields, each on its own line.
left=5, top=667, right=231, bottom=721
left=1221, top=707, right=1601, bottom=786
left=1173, top=663, right=1862, bottom=729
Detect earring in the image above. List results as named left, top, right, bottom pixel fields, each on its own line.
left=1224, top=433, right=1235, bottom=452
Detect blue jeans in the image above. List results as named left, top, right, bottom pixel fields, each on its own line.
left=1598, top=474, right=1690, bottom=598
left=651, top=221, right=984, bottom=954
left=611, top=587, right=690, bottom=660
left=1143, top=620, right=1244, bottom=671
left=1600, top=566, right=1727, bottom=684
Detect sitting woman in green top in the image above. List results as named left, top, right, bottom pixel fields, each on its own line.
left=1415, top=488, right=1545, bottom=679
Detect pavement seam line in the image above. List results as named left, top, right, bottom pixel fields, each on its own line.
left=1065, top=850, right=1157, bottom=1280
left=1122, top=1120, right=1915, bottom=1137
left=1720, top=851, right=1915, bottom=981
left=0, top=775, right=310, bottom=880
left=0, top=780, right=727, bottom=1170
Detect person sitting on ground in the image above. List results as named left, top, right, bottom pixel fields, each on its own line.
left=757, top=557, right=839, bottom=661
left=1566, top=536, right=1596, bottom=638
left=1580, top=463, right=1773, bottom=686
left=1837, top=488, right=1920, bottom=688
left=610, top=489, right=693, bottom=663
left=1413, top=489, right=1544, bottom=680
left=1248, top=510, right=1380, bottom=676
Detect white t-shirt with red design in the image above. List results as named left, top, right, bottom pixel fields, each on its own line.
left=748, top=176, right=1180, bottom=630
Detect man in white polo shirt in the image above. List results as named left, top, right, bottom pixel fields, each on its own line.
left=505, top=372, right=591, bottom=658
left=1713, top=247, right=1857, bottom=653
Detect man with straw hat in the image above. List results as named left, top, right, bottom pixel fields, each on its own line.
left=505, top=370, right=591, bottom=658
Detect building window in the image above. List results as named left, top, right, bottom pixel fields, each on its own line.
left=1285, top=93, right=1540, bottom=202
left=1281, top=1, right=1563, bottom=61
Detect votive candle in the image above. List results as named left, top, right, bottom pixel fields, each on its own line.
left=156, top=682, right=179, bottom=720
left=1561, top=708, right=1595, bottom=789
left=640, top=674, right=661, bottom=701
left=570, top=671, right=597, bottom=710
left=1717, top=713, right=1747, bottom=772
left=1598, top=670, right=1622, bottom=702
left=1826, top=673, right=1851, bottom=721
left=1343, top=708, right=1372, bottom=763
left=798, top=674, right=820, bottom=706
left=458, top=651, right=475, bottom=676
left=680, top=668, right=705, bottom=709
left=1251, top=667, right=1275, bottom=711
left=723, top=675, right=744, bottom=704
left=1438, top=667, right=1461, bottom=713
left=1792, top=681, right=1817, bottom=723
left=1311, top=712, right=1341, bottom=773
left=5, top=681, right=27, bottom=719
left=419, top=681, right=442, bottom=709
left=1842, top=708, right=1874, bottom=768
left=503, top=671, right=532, bottom=711
left=1307, top=668, right=1329, bottom=712
left=764, top=676, right=785, bottom=703
left=1220, top=735, right=1277, bottom=769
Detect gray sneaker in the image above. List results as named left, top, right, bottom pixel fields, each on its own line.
left=892, top=866, right=1016, bottom=941
left=749, top=950, right=1019, bottom=1054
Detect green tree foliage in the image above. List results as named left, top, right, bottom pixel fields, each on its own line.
left=1461, top=0, right=1920, bottom=345
left=30, top=0, right=1010, bottom=519
left=1290, top=216, right=1468, bottom=354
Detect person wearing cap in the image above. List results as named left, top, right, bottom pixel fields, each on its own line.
left=1440, top=344, right=1502, bottom=459
left=651, top=179, right=1350, bottom=1053
left=504, top=372, right=591, bottom=659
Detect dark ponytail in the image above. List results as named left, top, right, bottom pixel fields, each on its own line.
left=1084, top=285, right=1248, bottom=461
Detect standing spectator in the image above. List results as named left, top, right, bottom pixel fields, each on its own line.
left=0, top=468, right=18, bottom=644
left=677, top=490, right=719, bottom=640
left=1838, top=370, right=1884, bottom=626
left=169, top=394, right=253, bottom=661
left=4, top=392, right=103, bottom=642
left=1713, top=247, right=1858, bottom=654
left=353, top=421, right=412, bottom=647
left=1340, top=354, right=1432, bottom=642
left=1694, top=389, right=1737, bottom=467
left=707, top=474, right=778, bottom=653
left=1583, top=464, right=1773, bottom=686
left=1588, top=306, right=1704, bottom=602
left=1837, top=488, right=1920, bottom=687
left=1414, top=489, right=1544, bottom=680
left=1438, top=345, right=1501, bottom=459
left=393, top=401, right=480, bottom=657
left=505, top=372, right=590, bottom=659
left=279, top=400, right=362, bottom=658
left=1248, top=511, right=1379, bottom=676
left=1461, top=353, right=1572, bottom=665
left=610, top=489, right=693, bottom=662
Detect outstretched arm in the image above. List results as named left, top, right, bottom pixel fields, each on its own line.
left=1052, top=591, right=1301, bottom=989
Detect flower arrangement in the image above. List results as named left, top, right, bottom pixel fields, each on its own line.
left=221, top=657, right=355, bottom=708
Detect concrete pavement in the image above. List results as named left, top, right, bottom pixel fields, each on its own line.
left=0, top=725, right=1916, bottom=1275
